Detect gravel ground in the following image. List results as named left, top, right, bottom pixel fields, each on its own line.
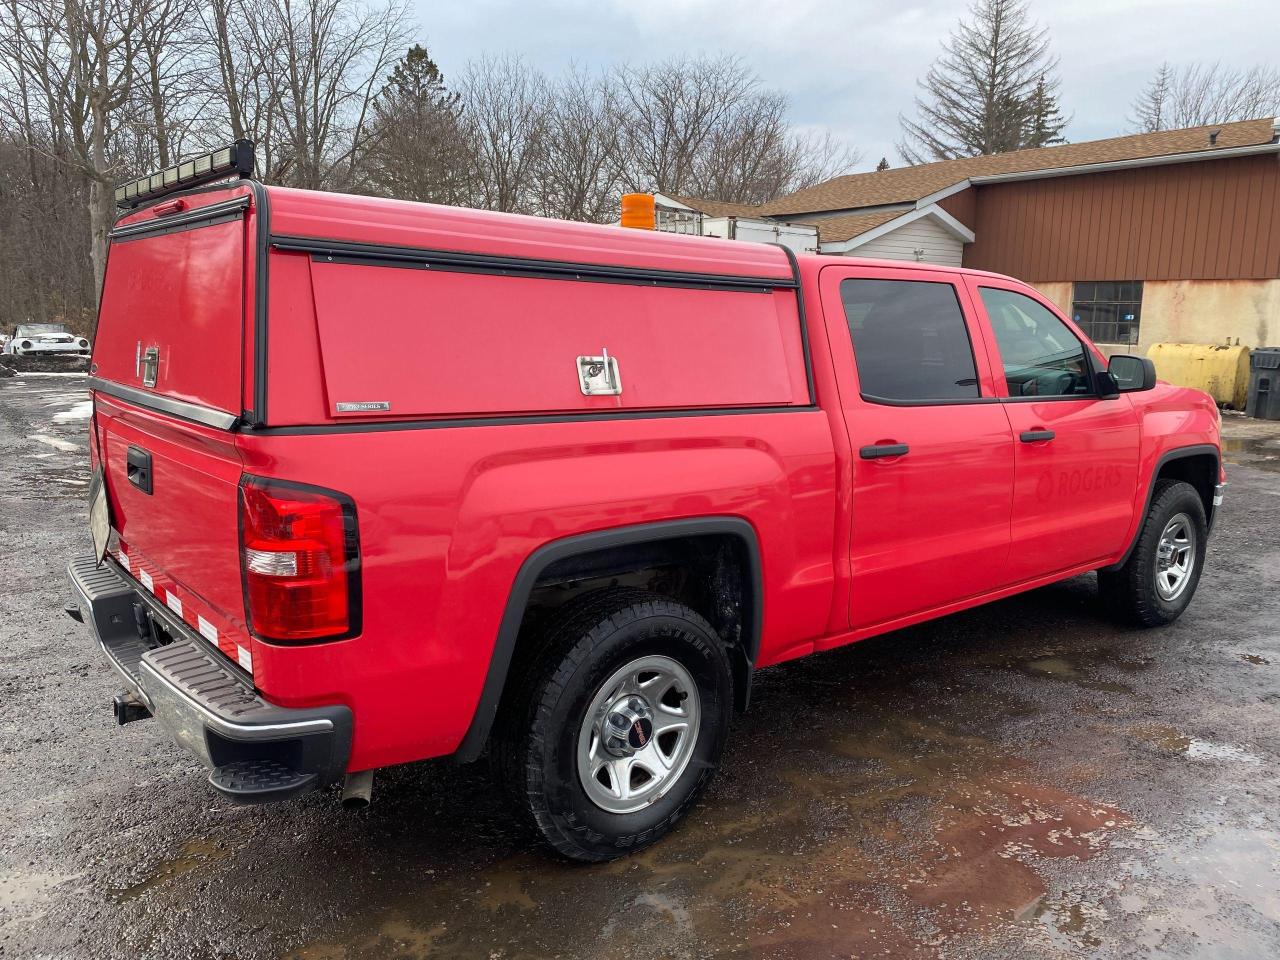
left=1, top=374, right=1277, bottom=960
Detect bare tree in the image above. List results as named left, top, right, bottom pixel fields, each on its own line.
left=1130, top=61, right=1280, bottom=132
left=614, top=54, right=755, bottom=197
left=0, top=0, right=148, bottom=302
left=458, top=54, right=550, bottom=214
left=0, top=133, right=95, bottom=334
left=613, top=54, right=858, bottom=204
left=197, top=0, right=411, bottom=188
left=200, top=0, right=280, bottom=176
left=532, top=66, right=625, bottom=222
left=264, top=0, right=413, bottom=189
left=898, top=0, right=1066, bottom=163
left=129, top=0, right=206, bottom=169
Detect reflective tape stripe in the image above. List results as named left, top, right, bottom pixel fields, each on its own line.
left=114, top=543, right=252, bottom=677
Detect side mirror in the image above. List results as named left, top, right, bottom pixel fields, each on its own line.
left=1107, top=354, right=1157, bottom=393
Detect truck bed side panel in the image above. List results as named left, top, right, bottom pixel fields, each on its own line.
left=237, top=412, right=838, bottom=771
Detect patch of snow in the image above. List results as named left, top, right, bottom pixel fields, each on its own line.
left=28, top=434, right=80, bottom=453
left=52, top=400, right=92, bottom=423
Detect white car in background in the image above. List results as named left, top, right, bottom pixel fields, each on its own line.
left=3, top=323, right=90, bottom=357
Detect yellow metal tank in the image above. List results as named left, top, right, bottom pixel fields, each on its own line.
left=1146, top=342, right=1251, bottom=409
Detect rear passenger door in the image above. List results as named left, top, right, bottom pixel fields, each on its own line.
left=820, top=265, right=1015, bottom=630
left=966, top=279, right=1141, bottom=582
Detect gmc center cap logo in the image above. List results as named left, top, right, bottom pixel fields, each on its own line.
left=628, top=717, right=653, bottom=749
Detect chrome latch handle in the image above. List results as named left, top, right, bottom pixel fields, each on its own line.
left=576, top=348, right=622, bottom=396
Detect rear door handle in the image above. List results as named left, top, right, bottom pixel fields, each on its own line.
left=126, top=446, right=153, bottom=495
left=1020, top=429, right=1055, bottom=443
left=860, top=443, right=909, bottom=460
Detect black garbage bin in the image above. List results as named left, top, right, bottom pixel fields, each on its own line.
left=1246, top=348, right=1280, bottom=420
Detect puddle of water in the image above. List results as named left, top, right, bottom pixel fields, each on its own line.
left=1020, top=655, right=1134, bottom=694
left=111, top=838, right=232, bottom=902
left=1221, top=435, right=1280, bottom=472
left=284, top=714, right=1131, bottom=960
left=1131, top=726, right=1263, bottom=764
left=1099, top=820, right=1280, bottom=956
left=1184, top=739, right=1263, bottom=764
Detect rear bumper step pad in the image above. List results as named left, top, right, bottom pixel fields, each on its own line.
left=67, top=554, right=351, bottom=804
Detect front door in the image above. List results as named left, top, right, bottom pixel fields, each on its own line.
left=966, top=279, right=1141, bottom=583
left=821, top=266, right=1015, bottom=631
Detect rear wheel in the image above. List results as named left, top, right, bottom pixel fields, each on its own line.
left=1099, top=479, right=1207, bottom=626
left=494, top=589, right=732, bottom=862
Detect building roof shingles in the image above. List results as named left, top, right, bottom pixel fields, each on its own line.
left=757, top=117, right=1278, bottom=217
left=799, top=209, right=906, bottom=244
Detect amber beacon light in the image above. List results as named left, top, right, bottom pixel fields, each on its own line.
left=619, top=193, right=656, bottom=230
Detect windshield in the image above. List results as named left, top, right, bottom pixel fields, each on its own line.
left=14, top=323, right=71, bottom=337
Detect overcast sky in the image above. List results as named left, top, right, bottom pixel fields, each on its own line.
left=412, top=0, right=1279, bottom=172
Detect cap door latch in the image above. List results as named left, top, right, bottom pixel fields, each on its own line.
left=576, top=348, right=622, bottom=396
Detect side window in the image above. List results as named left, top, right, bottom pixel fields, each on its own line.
left=979, top=287, right=1092, bottom=398
left=840, top=278, right=980, bottom=402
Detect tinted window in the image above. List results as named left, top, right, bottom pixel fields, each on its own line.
left=840, top=279, right=980, bottom=402
left=979, top=287, right=1092, bottom=398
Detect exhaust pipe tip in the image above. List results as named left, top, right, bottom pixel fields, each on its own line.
left=341, top=769, right=374, bottom=810
left=112, top=691, right=151, bottom=725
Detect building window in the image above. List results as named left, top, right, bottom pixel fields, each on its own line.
left=1071, top=281, right=1143, bottom=345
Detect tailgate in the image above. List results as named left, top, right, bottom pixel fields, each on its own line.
left=91, top=187, right=257, bottom=672
left=95, top=398, right=254, bottom=673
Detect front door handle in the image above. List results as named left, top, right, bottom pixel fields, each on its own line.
left=860, top=443, right=909, bottom=460
left=1020, top=429, right=1055, bottom=443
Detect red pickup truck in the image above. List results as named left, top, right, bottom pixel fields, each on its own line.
left=69, top=145, right=1223, bottom=861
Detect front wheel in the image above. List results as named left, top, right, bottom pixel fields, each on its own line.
left=1099, top=479, right=1208, bottom=626
left=494, top=589, right=732, bottom=862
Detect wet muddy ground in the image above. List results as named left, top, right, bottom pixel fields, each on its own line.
left=1, top=375, right=1277, bottom=959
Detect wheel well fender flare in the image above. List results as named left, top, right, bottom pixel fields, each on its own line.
left=1105, top=443, right=1220, bottom=571
left=453, top=516, right=763, bottom=763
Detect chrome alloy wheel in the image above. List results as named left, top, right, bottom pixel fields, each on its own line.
left=1155, top=512, right=1196, bottom=601
left=576, top=655, right=701, bottom=814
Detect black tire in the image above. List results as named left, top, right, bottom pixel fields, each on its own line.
left=1099, top=479, right=1207, bottom=627
left=493, top=588, right=732, bottom=862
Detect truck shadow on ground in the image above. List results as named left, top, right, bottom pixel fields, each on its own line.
left=121, top=573, right=1197, bottom=960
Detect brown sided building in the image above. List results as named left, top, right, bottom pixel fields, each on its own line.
left=683, top=118, right=1280, bottom=353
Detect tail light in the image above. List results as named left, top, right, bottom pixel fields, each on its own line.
left=238, top=476, right=361, bottom=642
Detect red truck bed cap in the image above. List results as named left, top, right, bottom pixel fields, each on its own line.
left=264, top=185, right=796, bottom=282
